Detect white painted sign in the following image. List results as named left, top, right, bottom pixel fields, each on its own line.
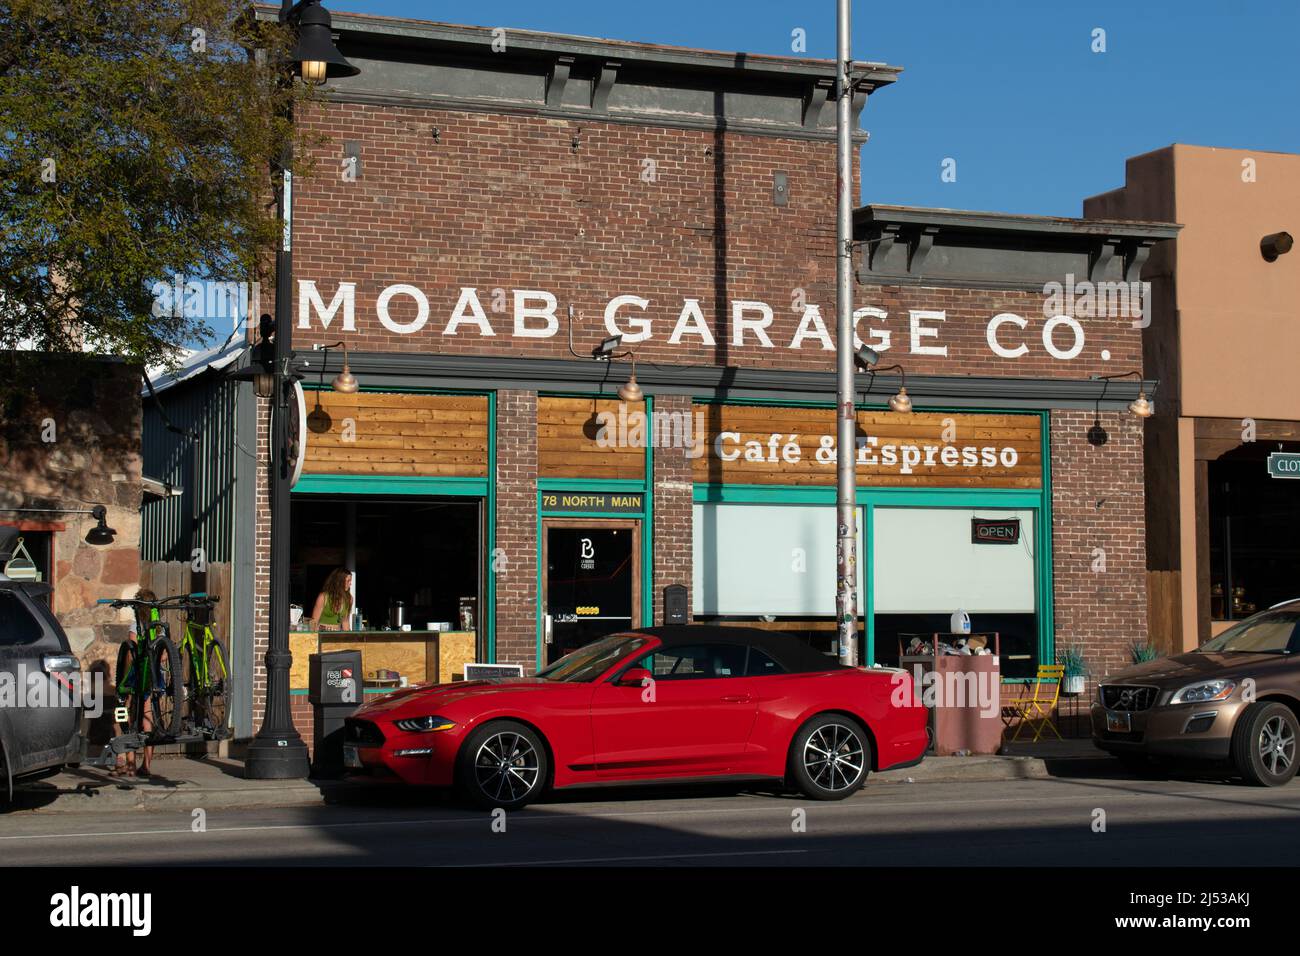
left=296, top=280, right=1111, bottom=362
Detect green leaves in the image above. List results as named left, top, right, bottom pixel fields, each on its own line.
left=0, top=0, right=318, bottom=366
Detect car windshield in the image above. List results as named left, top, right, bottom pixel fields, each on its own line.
left=1198, top=609, right=1300, bottom=655
left=536, top=634, right=649, bottom=683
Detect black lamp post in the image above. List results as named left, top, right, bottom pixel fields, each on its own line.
left=236, top=0, right=358, bottom=780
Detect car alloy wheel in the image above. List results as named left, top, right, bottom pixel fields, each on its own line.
left=1258, top=715, right=1295, bottom=777
left=790, top=716, right=870, bottom=800
left=474, top=730, right=539, bottom=803
left=1232, top=701, right=1300, bottom=787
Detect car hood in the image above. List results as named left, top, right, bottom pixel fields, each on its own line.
left=1102, top=651, right=1294, bottom=688
left=354, top=678, right=561, bottom=717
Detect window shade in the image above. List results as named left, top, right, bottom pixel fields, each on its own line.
left=872, top=507, right=1036, bottom=614
left=693, top=503, right=861, bottom=616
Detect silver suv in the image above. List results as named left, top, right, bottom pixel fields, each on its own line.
left=0, top=527, right=83, bottom=798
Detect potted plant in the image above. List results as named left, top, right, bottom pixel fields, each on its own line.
left=1058, top=645, right=1087, bottom=696
left=1130, top=640, right=1161, bottom=664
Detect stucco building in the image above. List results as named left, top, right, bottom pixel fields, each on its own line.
left=1086, top=145, right=1300, bottom=652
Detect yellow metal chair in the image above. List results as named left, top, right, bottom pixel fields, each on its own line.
left=1003, top=665, right=1064, bottom=742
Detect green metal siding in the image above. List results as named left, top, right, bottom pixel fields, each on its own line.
left=141, top=374, right=241, bottom=563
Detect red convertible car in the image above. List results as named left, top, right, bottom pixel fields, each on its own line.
left=343, top=625, right=928, bottom=809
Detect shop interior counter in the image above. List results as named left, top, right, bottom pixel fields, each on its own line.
left=290, top=630, right=476, bottom=691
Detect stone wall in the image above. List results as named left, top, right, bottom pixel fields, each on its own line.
left=0, top=354, right=143, bottom=671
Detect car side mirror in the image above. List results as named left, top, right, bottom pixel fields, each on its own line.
left=617, top=667, right=652, bottom=687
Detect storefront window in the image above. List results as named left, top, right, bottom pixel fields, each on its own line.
left=290, top=495, right=481, bottom=633
left=1208, top=452, right=1300, bottom=620
left=871, top=507, right=1039, bottom=678
left=692, top=502, right=863, bottom=657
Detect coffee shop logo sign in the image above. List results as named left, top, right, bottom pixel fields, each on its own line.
left=296, top=281, right=1112, bottom=361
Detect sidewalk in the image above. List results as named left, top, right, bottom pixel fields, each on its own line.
left=6, top=739, right=1120, bottom=814
left=6, top=757, right=358, bottom=814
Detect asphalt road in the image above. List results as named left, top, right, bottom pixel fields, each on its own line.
left=2, top=771, right=1297, bottom=866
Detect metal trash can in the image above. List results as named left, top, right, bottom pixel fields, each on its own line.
left=308, top=649, right=362, bottom=777
left=900, top=633, right=1003, bottom=755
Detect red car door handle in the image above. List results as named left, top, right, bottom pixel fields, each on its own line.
left=720, top=694, right=751, bottom=702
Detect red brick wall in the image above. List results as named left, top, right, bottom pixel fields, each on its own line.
left=494, top=389, right=538, bottom=671
left=292, top=104, right=837, bottom=371
left=1050, top=409, right=1149, bottom=687
left=291, top=695, right=314, bottom=757
left=251, top=396, right=271, bottom=728
left=651, top=394, right=695, bottom=624
left=289, top=103, right=1134, bottom=382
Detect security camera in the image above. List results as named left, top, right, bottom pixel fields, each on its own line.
left=1261, top=231, right=1294, bottom=262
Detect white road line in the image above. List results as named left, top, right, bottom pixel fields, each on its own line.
left=455, top=849, right=808, bottom=867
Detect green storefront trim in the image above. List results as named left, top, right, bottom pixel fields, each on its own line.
left=295, top=474, right=489, bottom=496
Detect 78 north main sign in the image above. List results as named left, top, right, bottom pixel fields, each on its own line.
left=296, top=280, right=1116, bottom=361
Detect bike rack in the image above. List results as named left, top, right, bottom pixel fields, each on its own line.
left=89, top=592, right=230, bottom=770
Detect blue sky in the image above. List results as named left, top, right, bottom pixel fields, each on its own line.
left=331, top=0, right=1300, bottom=216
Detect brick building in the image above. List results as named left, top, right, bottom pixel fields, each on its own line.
left=243, top=9, right=1178, bottom=743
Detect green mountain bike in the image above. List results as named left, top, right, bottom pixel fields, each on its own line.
left=175, top=594, right=231, bottom=739
left=99, top=595, right=185, bottom=740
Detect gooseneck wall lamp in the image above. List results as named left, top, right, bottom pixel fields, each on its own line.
left=570, top=309, right=643, bottom=402
left=313, top=341, right=359, bottom=394
left=0, top=505, right=116, bottom=546
left=853, top=346, right=912, bottom=413
left=1094, top=370, right=1156, bottom=419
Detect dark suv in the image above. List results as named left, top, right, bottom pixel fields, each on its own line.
left=0, top=528, right=83, bottom=798
left=1092, top=599, right=1300, bottom=786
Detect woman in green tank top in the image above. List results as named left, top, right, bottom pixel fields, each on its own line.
left=312, top=567, right=353, bottom=630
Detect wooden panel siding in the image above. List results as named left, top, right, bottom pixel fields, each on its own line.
left=303, top=390, right=489, bottom=478
left=537, top=396, right=647, bottom=481
left=692, top=405, right=1042, bottom=489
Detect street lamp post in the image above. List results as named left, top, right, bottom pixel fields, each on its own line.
left=243, top=0, right=358, bottom=780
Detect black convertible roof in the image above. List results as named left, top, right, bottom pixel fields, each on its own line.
left=627, top=625, right=849, bottom=674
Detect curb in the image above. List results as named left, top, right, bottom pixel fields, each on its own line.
left=875, top=754, right=1116, bottom=785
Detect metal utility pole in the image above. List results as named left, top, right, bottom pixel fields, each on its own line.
left=834, top=0, right=859, bottom=666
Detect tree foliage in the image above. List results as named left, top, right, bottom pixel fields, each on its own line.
left=0, top=0, right=320, bottom=366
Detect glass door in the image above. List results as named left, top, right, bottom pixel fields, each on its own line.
left=541, top=519, right=641, bottom=667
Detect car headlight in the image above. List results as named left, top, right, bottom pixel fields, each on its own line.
left=393, top=715, right=457, bottom=733
left=1169, top=680, right=1236, bottom=705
